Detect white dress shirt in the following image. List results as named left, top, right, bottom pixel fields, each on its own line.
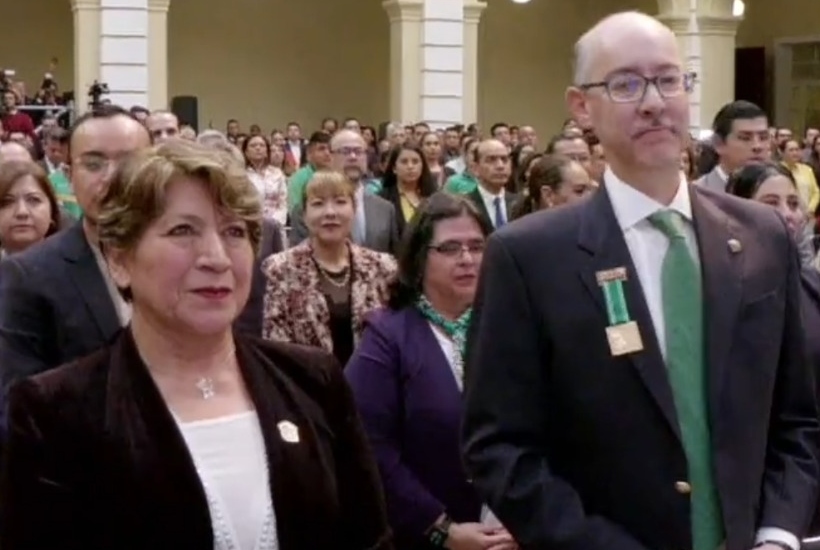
left=477, top=184, right=507, bottom=229
left=605, top=167, right=798, bottom=550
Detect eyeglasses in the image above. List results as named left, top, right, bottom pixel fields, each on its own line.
left=73, top=154, right=121, bottom=174
left=428, top=239, right=485, bottom=257
left=332, top=147, right=367, bottom=157
left=578, top=71, right=697, bottom=103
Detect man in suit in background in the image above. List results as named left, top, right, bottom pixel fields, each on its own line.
left=696, top=100, right=770, bottom=193
left=462, top=11, right=818, bottom=550
left=466, top=139, right=518, bottom=232
left=0, top=105, right=151, bottom=400
left=289, top=129, right=400, bottom=254
left=234, top=218, right=284, bottom=336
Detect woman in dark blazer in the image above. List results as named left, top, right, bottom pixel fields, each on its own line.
left=378, top=143, right=438, bottom=237
left=345, top=192, right=516, bottom=550
left=0, top=140, right=392, bottom=550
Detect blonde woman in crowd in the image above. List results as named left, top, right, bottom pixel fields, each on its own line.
left=262, top=170, right=396, bottom=366
left=0, top=161, right=62, bottom=256
left=0, top=140, right=392, bottom=549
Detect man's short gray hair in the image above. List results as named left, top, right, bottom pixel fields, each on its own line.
left=196, top=130, right=244, bottom=165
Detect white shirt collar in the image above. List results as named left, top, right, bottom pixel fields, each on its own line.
left=715, top=165, right=729, bottom=182
left=477, top=182, right=504, bottom=201
left=604, top=166, right=692, bottom=231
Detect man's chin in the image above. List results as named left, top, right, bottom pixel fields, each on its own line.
left=344, top=168, right=363, bottom=182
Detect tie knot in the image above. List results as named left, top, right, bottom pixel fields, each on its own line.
left=649, top=210, right=687, bottom=240
left=493, top=197, right=501, bottom=206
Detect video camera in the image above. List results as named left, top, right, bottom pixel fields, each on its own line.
left=88, top=80, right=110, bottom=108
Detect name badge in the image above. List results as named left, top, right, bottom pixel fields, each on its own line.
left=597, top=268, right=644, bottom=356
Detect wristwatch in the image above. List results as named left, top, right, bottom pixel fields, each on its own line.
left=755, top=541, right=793, bottom=550
left=427, top=515, right=453, bottom=547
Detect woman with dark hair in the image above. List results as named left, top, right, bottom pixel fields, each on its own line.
left=345, top=192, right=517, bottom=550
left=506, top=143, right=536, bottom=193
left=241, top=134, right=288, bottom=226
left=510, top=154, right=592, bottom=220
left=0, top=160, right=61, bottom=255
left=726, top=161, right=820, bottom=534
left=419, top=131, right=446, bottom=188
left=379, top=144, right=438, bottom=236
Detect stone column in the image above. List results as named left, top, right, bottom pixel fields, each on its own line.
left=462, top=0, right=487, bottom=125
left=383, top=0, right=423, bottom=124
left=419, top=0, right=466, bottom=128
left=657, top=0, right=740, bottom=133
left=147, top=0, right=170, bottom=109
left=99, top=0, right=150, bottom=109
left=72, top=0, right=102, bottom=113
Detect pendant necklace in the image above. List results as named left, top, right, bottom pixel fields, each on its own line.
left=195, top=377, right=217, bottom=400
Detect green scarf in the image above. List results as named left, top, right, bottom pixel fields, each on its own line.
left=416, top=294, right=472, bottom=367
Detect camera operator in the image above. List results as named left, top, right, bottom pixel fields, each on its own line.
left=1, top=89, right=34, bottom=140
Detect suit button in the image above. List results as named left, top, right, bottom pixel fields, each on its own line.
left=675, top=481, right=691, bottom=494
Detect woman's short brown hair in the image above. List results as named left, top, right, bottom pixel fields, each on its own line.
left=0, top=160, right=61, bottom=237
left=97, top=139, right=262, bottom=254
left=302, top=170, right=356, bottom=209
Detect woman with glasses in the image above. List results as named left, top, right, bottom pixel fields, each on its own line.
left=345, top=192, right=517, bottom=550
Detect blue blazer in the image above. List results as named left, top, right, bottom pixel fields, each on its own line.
left=345, top=306, right=481, bottom=548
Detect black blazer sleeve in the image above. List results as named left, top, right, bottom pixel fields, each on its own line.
left=1, top=377, right=83, bottom=547
left=759, top=220, right=820, bottom=535
left=0, top=257, right=55, bottom=402
left=234, top=219, right=285, bottom=336
left=461, top=235, right=649, bottom=550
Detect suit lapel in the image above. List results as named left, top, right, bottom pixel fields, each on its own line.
left=236, top=336, right=337, bottom=549
left=60, top=224, right=121, bottom=341
left=577, top=189, right=681, bottom=441
left=105, top=330, right=213, bottom=545
left=690, top=188, right=743, bottom=414
left=468, top=189, right=492, bottom=227
left=409, top=308, right=464, bottom=395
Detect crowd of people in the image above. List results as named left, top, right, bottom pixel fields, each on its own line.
left=0, top=8, right=818, bottom=550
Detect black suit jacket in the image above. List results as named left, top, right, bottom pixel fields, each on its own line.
left=0, top=223, right=120, bottom=391
left=466, top=187, right=518, bottom=231
left=462, top=185, right=819, bottom=550
left=0, top=329, right=393, bottom=550
left=234, top=218, right=285, bottom=336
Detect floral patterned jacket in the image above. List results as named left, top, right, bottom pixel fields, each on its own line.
left=261, top=241, right=397, bottom=354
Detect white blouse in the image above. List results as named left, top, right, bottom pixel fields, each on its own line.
left=178, top=411, right=279, bottom=550
left=247, top=166, right=288, bottom=226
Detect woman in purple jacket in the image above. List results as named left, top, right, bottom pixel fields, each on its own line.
left=346, top=192, right=518, bottom=550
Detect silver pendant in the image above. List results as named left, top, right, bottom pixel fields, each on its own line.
left=195, top=377, right=216, bottom=400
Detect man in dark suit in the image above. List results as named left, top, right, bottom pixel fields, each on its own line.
left=289, top=129, right=400, bottom=254
left=234, top=218, right=285, bottom=335
left=466, top=139, right=518, bottom=232
left=461, top=11, right=818, bottom=550
left=0, top=105, right=151, bottom=398
left=695, top=101, right=769, bottom=193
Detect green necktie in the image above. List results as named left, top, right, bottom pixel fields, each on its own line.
left=649, top=210, right=724, bottom=550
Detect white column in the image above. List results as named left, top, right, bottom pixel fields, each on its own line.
left=420, top=0, right=464, bottom=129
left=99, top=0, right=149, bottom=108
left=72, top=0, right=102, bottom=112
left=657, top=0, right=739, bottom=133
left=462, top=1, right=486, bottom=125
left=147, top=0, right=170, bottom=110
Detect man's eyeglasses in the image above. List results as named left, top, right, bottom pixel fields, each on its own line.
left=428, top=239, right=486, bottom=258
left=578, top=71, right=697, bottom=103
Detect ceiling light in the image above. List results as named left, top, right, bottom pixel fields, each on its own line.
left=732, top=0, right=745, bottom=17
left=512, top=0, right=531, bottom=4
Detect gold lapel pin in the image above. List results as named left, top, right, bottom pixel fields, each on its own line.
left=727, top=238, right=742, bottom=254
left=277, top=420, right=300, bottom=444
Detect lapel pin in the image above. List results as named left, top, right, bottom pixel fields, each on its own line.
left=277, top=420, right=300, bottom=444
left=727, top=238, right=742, bottom=254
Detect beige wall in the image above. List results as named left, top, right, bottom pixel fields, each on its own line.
left=168, top=0, right=390, bottom=133
left=0, top=0, right=74, bottom=101
left=737, top=0, right=820, bottom=49
left=477, top=0, right=657, bottom=137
